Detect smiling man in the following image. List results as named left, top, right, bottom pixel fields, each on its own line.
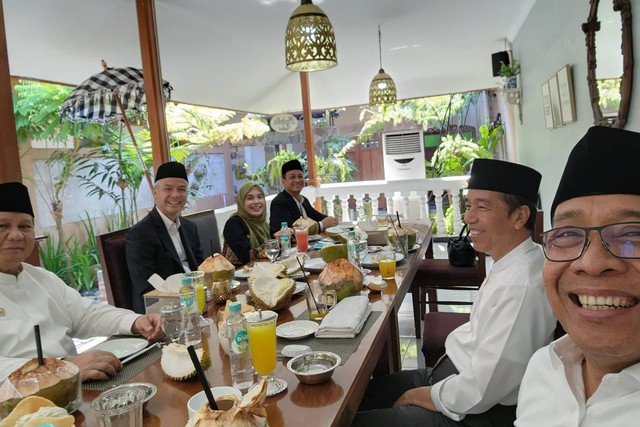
left=268, top=159, right=338, bottom=236
left=353, top=159, right=556, bottom=427
left=126, top=161, right=203, bottom=313
left=0, top=182, right=163, bottom=382
left=516, top=127, right=640, bottom=426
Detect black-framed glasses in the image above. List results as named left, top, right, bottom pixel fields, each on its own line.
left=541, top=222, right=640, bottom=262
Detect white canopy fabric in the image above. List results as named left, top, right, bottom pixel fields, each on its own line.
left=4, top=0, right=534, bottom=114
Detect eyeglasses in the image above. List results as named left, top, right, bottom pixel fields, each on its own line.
left=541, top=222, right=640, bottom=262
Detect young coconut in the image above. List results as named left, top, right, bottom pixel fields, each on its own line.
left=318, top=258, right=364, bottom=301
left=161, top=343, right=211, bottom=381
left=292, top=216, right=319, bottom=236
left=199, top=253, right=235, bottom=284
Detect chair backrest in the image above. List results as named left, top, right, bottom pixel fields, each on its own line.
left=96, top=228, right=134, bottom=310
left=184, top=209, right=221, bottom=259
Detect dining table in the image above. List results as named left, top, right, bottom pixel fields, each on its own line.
left=74, top=220, right=433, bottom=427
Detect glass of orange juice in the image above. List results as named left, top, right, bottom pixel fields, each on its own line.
left=245, top=310, right=287, bottom=396
left=378, top=251, right=396, bottom=280
left=184, top=271, right=206, bottom=313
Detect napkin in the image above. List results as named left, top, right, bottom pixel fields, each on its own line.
left=315, top=295, right=372, bottom=338
left=147, top=273, right=183, bottom=293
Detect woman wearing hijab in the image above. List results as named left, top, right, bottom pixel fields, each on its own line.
left=223, top=182, right=275, bottom=265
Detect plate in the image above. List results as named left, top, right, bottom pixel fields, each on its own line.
left=408, top=244, right=421, bottom=253
left=304, top=258, right=327, bottom=273
left=368, top=245, right=383, bottom=253
left=276, top=320, right=319, bottom=340
left=230, top=279, right=241, bottom=291
left=293, top=281, right=307, bottom=295
left=91, top=338, right=149, bottom=359
left=313, top=241, right=330, bottom=250
left=235, top=268, right=251, bottom=279
left=308, top=234, right=322, bottom=242
left=288, top=270, right=310, bottom=279
left=361, top=252, right=405, bottom=269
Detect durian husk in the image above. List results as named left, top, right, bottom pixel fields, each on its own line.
left=248, top=277, right=295, bottom=311
left=199, top=253, right=236, bottom=284
left=277, top=253, right=310, bottom=276
left=318, top=258, right=364, bottom=301
left=0, top=358, right=80, bottom=418
left=160, top=343, right=211, bottom=381
left=186, top=379, right=268, bottom=427
left=0, top=396, right=74, bottom=427
left=248, top=263, right=285, bottom=284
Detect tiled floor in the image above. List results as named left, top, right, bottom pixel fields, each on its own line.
left=399, top=241, right=481, bottom=370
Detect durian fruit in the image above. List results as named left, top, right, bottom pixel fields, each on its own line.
left=319, top=244, right=348, bottom=263
left=248, top=277, right=295, bottom=311
left=199, top=253, right=235, bottom=285
left=318, top=258, right=364, bottom=301
left=293, top=217, right=319, bottom=236
left=160, top=343, right=211, bottom=381
left=278, top=253, right=310, bottom=276
left=0, top=396, right=74, bottom=427
left=248, top=262, right=285, bottom=284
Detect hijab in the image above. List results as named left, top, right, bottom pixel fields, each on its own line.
left=234, top=182, right=270, bottom=248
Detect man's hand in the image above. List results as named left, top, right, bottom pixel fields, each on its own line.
left=393, top=386, right=438, bottom=412
left=67, top=350, right=122, bottom=382
left=321, top=216, right=339, bottom=229
left=131, top=314, right=163, bottom=341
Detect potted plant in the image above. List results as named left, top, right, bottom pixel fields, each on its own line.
left=499, top=60, right=520, bottom=89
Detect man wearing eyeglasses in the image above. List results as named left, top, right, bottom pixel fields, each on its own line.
left=516, top=126, right=640, bottom=426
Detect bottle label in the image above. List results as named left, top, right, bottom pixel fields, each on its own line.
left=180, top=295, right=194, bottom=310
left=232, top=330, right=249, bottom=354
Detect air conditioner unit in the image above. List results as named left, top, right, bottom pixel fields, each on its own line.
left=382, top=130, right=426, bottom=181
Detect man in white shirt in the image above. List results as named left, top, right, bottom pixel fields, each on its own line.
left=0, top=182, right=163, bottom=382
left=516, top=126, right=640, bottom=426
left=126, top=161, right=203, bottom=313
left=353, top=159, right=556, bottom=427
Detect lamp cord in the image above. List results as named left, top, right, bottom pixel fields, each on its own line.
left=378, top=25, right=383, bottom=70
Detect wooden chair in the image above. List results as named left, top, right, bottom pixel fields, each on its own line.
left=184, top=209, right=221, bottom=259
left=96, top=228, right=134, bottom=310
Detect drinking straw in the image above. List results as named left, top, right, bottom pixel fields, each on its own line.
left=295, top=256, right=320, bottom=314
left=34, top=325, right=44, bottom=366
left=396, top=211, right=402, bottom=228
left=187, top=345, right=218, bottom=411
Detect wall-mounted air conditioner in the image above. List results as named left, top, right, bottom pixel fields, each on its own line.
left=382, top=130, right=425, bottom=181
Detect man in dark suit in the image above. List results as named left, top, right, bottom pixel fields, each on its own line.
left=269, top=159, right=339, bottom=236
left=126, top=161, right=203, bottom=313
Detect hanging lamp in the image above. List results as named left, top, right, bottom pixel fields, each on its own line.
left=285, top=0, right=337, bottom=72
left=369, top=25, right=397, bottom=106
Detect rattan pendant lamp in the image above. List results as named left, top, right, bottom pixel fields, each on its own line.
left=369, top=25, right=397, bottom=106
left=285, top=0, right=338, bottom=72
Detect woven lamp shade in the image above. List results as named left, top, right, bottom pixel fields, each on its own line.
left=285, top=0, right=337, bottom=72
left=369, top=69, right=397, bottom=106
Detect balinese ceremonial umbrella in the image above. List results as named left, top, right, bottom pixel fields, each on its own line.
left=59, top=61, right=173, bottom=191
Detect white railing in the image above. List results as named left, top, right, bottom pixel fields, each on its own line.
left=212, top=176, right=469, bottom=240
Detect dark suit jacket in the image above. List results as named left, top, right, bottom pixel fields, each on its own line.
left=269, top=190, right=327, bottom=236
left=125, top=207, right=203, bottom=313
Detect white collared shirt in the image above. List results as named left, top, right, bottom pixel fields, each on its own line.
left=157, top=209, right=191, bottom=272
left=516, top=335, right=640, bottom=426
left=431, top=238, right=556, bottom=420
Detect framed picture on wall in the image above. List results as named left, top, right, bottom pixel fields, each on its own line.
left=556, top=65, right=576, bottom=124
left=541, top=81, right=554, bottom=129
left=548, top=75, right=563, bottom=127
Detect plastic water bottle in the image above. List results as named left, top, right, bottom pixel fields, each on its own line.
left=226, top=302, right=254, bottom=390
left=347, top=230, right=360, bottom=267
left=179, top=276, right=202, bottom=346
left=279, top=222, right=291, bottom=257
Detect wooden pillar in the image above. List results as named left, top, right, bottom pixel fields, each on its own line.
left=136, top=0, right=170, bottom=172
left=0, top=2, right=21, bottom=182
left=299, top=72, right=321, bottom=210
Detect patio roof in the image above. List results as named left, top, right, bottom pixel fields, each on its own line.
left=4, top=0, right=535, bottom=114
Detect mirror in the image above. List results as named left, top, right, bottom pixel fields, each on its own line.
left=582, top=0, right=633, bottom=128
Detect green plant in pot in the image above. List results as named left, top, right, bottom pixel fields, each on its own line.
left=499, top=60, right=520, bottom=89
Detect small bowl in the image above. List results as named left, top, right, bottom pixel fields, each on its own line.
left=187, top=386, right=242, bottom=418
left=287, top=351, right=341, bottom=385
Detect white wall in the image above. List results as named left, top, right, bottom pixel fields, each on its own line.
left=513, top=0, right=640, bottom=227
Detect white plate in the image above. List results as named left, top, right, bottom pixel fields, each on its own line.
left=293, top=281, right=307, bottom=295
left=361, top=252, right=405, bottom=269
left=308, top=234, right=322, bottom=242
left=287, top=270, right=310, bottom=279
left=408, top=244, right=421, bottom=253
left=304, top=258, right=327, bottom=273
left=91, top=338, right=149, bottom=359
left=368, top=245, right=383, bottom=253
left=276, top=320, right=319, bottom=340
left=235, top=269, right=251, bottom=279
left=230, top=279, right=241, bottom=291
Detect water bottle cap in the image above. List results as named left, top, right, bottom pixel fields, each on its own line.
left=281, top=222, right=288, bottom=227
left=348, top=230, right=356, bottom=237
left=229, top=301, right=241, bottom=312
left=181, top=276, right=192, bottom=285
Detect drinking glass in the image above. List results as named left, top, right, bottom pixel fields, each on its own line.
left=264, top=239, right=280, bottom=263
left=378, top=251, right=397, bottom=280
left=245, top=310, right=287, bottom=396
left=91, top=385, right=146, bottom=427
left=294, top=225, right=309, bottom=253
left=160, top=302, right=185, bottom=343
left=184, top=271, right=206, bottom=313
